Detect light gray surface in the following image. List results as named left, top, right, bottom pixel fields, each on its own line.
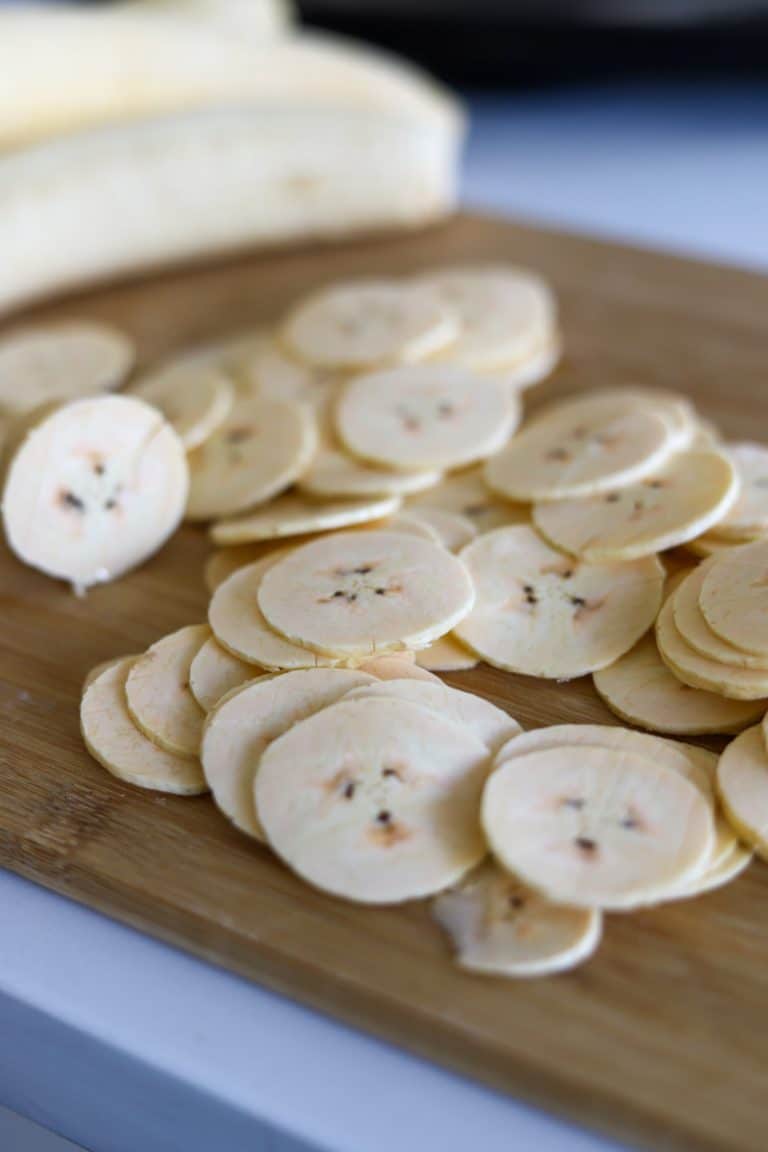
left=4, top=81, right=767, bottom=1152
left=0, top=1108, right=81, bottom=1152
left=464, top=83, right=768, bottom=271
left=0, top=870, right=621, bottom=1152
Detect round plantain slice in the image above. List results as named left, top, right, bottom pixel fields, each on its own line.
left=125, top=624, right=209, bottom=757
left=209, top=553, right=341, bottom=670
left=394, top=507, right=476, bottom=552
left=454, top=525, right=663, bottom=680
left=593, top=632, right=765, bottom=734
left=189, top=636, right=258, bottom=712
left=0, top=321, right=134, bottom=414
left=357, top=654, right=441, bottom=683
left=342, top=678, right=521, bottom=753
left=433, top=861, right=602, bottom=978
left=204, top=541, right=282, bottom=593
left=699, top=539, right=768, bottom=658
left=408, top=464, right=527, bottom=535
left=672, top=744, right=743, bottom=877
left=236, top=333, right=337, bottom=407
left=494, top=723, right=713, bottom=798
left=712, top=443, right=768, bottom=540
left=686, top=532, right=760, bottom=559
left=493, top=335, right=561, bottom=393
left=667, top=842, right=752, bottom=899
left=185, top=396, right=316, bottom=521
left=255, top=695, right=491, bottom=904
left=132, top=361, right=234, bottom=451
left=81, top=657, right=206, bottom=795
left=201, top=667, right=374, bottom=842
left=257, top=530, right=475, bottom=658
left=82, top=655, right=132, bottom=694
left=416, top=633, right=478, bottom=672
left=533, top=451, right=738, bottom=563
left=484, top=398, right=675, bottom=503
left=495, top=732, right=734, bottom=891
left=1, top=394, right=188, bottom=589
left=673, top=562, right=768, bottom=670
left=717, top=726, right=768, bottom=859
left=414, top=265, right=556, bottom=372
left=210, top=491, right=401, bottom=546
left=281, top=279, right=458, bottom=371
left=299, top=445, right=440, bottom=500
left=526, top=387, right=697, bottom=452
left=656, top=594, right=768, bottom=700
left=482, top=746, right=714, bottom=910
left=384, top=512, right=442, bottom=544
left=336, top=364, right=519, bottom=473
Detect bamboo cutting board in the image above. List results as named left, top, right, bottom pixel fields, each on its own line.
left=1, top=216, right=767, bottom=1152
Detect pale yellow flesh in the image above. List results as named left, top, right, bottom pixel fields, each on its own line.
left=189, top=636, right=258, bottom=712
left=82, top=656, right=126, bottom=694
left=201, top=667, right=374, bottom=841
left=482, top=746, right=714, bottom=910
left=336, top=364, right=519, bottom=473
left=713, top=443, right=768, bottom=539
left=485, top=334, right=561, bottom=393
left=357, top=655, right=440, bottom=683
left=672, top=562, right=768, bottom=670
left=484, top=404, right=674, bottom=503
left=433, top=861, right=602, bottom=977
left=526, top=387, right=696, bottom=452
left=299, top=446, right=440, bottom=500
left=416, top=634, right=478, bottom=672
left=414, top=265, right=556, bottom=372
left=395, top=507, right=476, bottom=552
left=257, top=530, right=475, bottom=658
left=666, top=842, right=751, bottom=899
left=209, top=554, right=340, bottom=670
left=132, top=363, right=235, bottom=451
left=384, top=513, right=441, bottom=544
left=494, top=723, right=713, bottom=798
left=2, top=394, right=188, bottom=588
left=342, top=678, right=521, bottom=754
left=492, top=726, right=739, bottom=899
left=408, top=464, right=528, bottom=535
left=0, top=322, right=134, bottom=414
left=656, top=595, right=768, bottom=700
left=699, top=539, right=768, bottom=657
left=125, top=624, right=209, bottom=757
left=594, top=632, right=764, bottom=735
left=237, top=333, right=338, bottom=407
left=281, top=280, right=459, bottom=371
left=454, top=525, right=663, bottom=680
left=81, top=657, right=207, bottom=795
left=533, top=451, right=738, bottom=562
left=210, top=491, right=401, bottom=546
left=0, top=22, right=460, bottom=153
left=255, top=695, right=491, bottom=904
left=186, top=396, right=316, bottom=520
left=717, top=726, right=768, bottom=859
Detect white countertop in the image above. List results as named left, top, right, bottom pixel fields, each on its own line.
left=3, top=82, right=768, bottom=1152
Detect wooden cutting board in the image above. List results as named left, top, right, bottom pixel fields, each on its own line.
left=1, top=215, right=767, bottom=1152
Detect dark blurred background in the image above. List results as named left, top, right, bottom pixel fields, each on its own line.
left=296, top=1, right=768, bottom=86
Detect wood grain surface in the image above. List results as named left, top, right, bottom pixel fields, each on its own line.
left=2, top=215, right=767, bottom=1152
